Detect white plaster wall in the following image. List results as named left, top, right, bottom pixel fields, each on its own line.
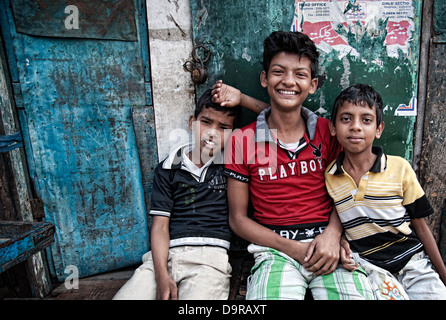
left=146, top=0, right=195, bottom=160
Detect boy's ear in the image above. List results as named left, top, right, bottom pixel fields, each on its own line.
left=189, top=115, right=196, bottom=131
left=260, top=71, right=267, bottom=88
left=328, top=120, right=336, bottom=137
left=309, top=77, right=318, bottom=95
left=376, top=121, right=385, bottom=139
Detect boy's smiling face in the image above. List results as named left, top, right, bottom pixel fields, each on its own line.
left=189, top=107, right=235, bottom=165
left=260, top=52, right=318, bottom=112
left=329, top=101, right=384, bottom=155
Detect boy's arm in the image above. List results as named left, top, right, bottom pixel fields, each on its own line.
left=411, top=217, right=446, bottom=285
left=303, top=206, right=343, bottom=275
left=227, top=178, right=311, bottom=263
left=212, top=80, right=269, bottom=114
left=151, top=215, right=178, bottom=300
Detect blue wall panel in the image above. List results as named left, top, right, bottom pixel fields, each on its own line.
left=1, top=0, right=154, bottom=280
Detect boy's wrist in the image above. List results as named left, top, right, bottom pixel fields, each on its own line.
left=322, top=223, right=342, bottom=240
left=155, top=270, right=170, bottom=282
left=238, top=92, right=247, bottom=107
left=276, top=236, right=308, bottom=261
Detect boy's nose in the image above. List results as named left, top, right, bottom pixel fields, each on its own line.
left=204, top=128, right=219, bottom=140
left=282, top=72, right=295, bottom=85
left=350, top=119, right=362, bottom=131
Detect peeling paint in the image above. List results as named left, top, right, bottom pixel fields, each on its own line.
left=195, top=0, right=208, bottom=30
left=292, top=0, right=416, bottom=59
left=190, top=0, right=421, bottom=160
left=2, top=0, right=154, bottom=280
left=11, top=0, right=138, bottom=40
left=242, top=48, right=252, bottom=62
left=340, top=56, right=351, bottom=89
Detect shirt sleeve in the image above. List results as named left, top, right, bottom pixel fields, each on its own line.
left=402, top=159, right=434, bottom=219
left=223, top=128, right=250, bottom=183
left=149, top=162, right=173, bottom=217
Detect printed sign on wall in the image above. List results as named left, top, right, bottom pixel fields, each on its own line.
left=292, top=0, right=415, bottom=59
left=292, top=0, right=418, bottom=117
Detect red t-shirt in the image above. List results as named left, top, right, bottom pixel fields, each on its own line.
left=224, top=107, right=341, bottom=228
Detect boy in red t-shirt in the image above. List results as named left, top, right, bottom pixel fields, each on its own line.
left=213, top=31, right=373, bottom=300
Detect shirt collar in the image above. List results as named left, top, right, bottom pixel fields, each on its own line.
left=162, top=143, right=222, bottom=170
left=255, top=106, right=319, bottom=143
left=331, top=146, right=386, bottom=175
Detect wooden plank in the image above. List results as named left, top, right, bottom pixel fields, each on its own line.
left=48, top=269, right=134, bottom=300
left=51, top=279, right=128, bottom=300
left=0, top=221, right=55, bottom=273
left=0, top=31, right=52, bottom=298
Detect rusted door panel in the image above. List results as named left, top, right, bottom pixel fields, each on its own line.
left=1, top=0, right=155, bottom=280
left=11, top=0, right=138, bottom=40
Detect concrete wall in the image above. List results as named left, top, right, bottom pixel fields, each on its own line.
left=419, top=1, right=446, bottom=254
left=146, top=0, right=195, bottom=160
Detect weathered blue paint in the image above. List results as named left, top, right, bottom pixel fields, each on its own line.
left=1, top=0, right=155, bottom=280
left=11, top=0, right=137, bottom=41
left=131, top=106, right=157, bottom=215
left=0, top=131, right=23, bottom=152
left=0, top=221, right=55, bottom=273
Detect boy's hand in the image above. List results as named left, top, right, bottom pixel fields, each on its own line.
left=303, top=230, right=340, bottom=276
left=283, top=240, right=311, bottom=265
left=340, top=236, right=359, bottom=271
left=211, top=80, right=242, bottom=107
left=156, top=275, right=178, bottom=300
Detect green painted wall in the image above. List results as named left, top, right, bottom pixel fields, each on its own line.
left=434, top=0, right=446, bottom=43
left=190, top=0, right=422, bottom=161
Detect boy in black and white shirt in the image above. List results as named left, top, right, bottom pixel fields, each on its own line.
left=113, top=90, right=240, bottom=300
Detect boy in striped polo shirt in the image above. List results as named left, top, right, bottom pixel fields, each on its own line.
left=325, top=83, right=446, bottom=299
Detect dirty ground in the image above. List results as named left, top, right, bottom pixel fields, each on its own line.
left=1, top=252, right=252, bottom=300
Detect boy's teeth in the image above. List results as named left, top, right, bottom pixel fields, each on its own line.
left=279, top=90, right=297, bottom=95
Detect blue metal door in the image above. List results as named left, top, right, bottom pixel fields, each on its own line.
left=0, top=0, right=156, bottom=280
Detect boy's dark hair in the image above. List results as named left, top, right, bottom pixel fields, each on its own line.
left=263, top=31, right=319, bottom=79
left=331, top=84, right=384, bottom=127
left=195, top=89, right=241, bottom=120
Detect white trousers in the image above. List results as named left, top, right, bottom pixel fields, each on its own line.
left=113, top=246, right=232, bottom=300
left=354, top=251, right=446, bottom=300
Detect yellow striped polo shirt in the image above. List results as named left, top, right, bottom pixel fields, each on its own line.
left=325, top=146, right=433, bottom=273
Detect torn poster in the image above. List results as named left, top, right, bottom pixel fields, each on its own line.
left=395, top=94, right=417, bottom=116
left=291, top=0, right=415, bottom=58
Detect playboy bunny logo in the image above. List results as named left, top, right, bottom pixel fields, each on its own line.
left=310, top=142, right=322, bottom=159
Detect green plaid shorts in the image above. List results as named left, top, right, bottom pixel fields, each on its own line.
left=246, top=244, right=374, bottom=300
